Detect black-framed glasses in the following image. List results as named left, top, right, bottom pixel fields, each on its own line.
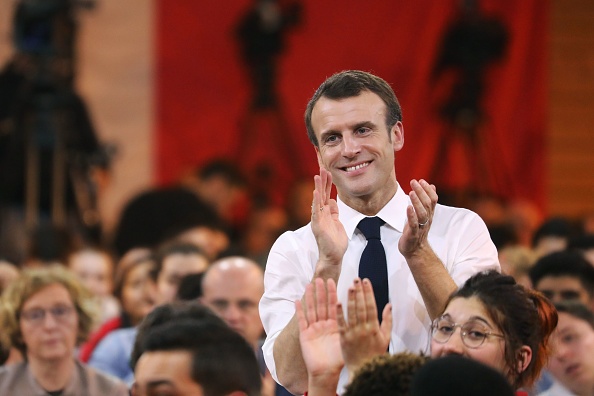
left=431, top=316, right=505, bottom=349
left=20, top=305, right=75, bottom=325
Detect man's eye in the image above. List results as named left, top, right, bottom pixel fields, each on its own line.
left=560, top=291, right=581, bottom=300
left=325, top=135, right=339, bottom=143
left=356, top=127, right=370, bottom=134
left=212, top=301, right=228, bottom=310
left=238, top=301, right=256, bottom=311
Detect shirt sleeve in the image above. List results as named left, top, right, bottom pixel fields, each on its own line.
left=259, top=228, right=317, bottom=383
left=446, top=208, right=501, bottom=285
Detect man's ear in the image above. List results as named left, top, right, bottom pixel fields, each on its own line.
left=391, top=121, right=404, bottom=152
left=516, top=345, right=533, bottom=373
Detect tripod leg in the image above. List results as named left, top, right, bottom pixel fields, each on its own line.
left=25, top=115, right=39, bottom=231
left=52, top=112, right=67, bottom=228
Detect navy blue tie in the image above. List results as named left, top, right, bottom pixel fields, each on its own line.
left=357, top=216, right=389, bottom=322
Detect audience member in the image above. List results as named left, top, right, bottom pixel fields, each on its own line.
left=532, top=217, right=574, bottom=259
left=529, top=250, right=594, bottom=312
left=178, top=158, right=247, bottom=226
left=88, top=241, right=208, bottom=383
left=67, top=245, right=120, bottom=325
left=430, top=270, right=557, bottom=391
left=539, top=301, right=594, bottom=396
left=78, top=247, right=156, bottom=362
left=505, top=199, right=543, bottom=248
left=240, top=204, right=288, bottom=268
left=0, top=266, right=128, bottom=395
left=568, top=234, right=594, bottom=266
left=132, top=319, right=261, bottom=396
left=499, top=245, right=537, bottom=289
left=410, top=355, right=515, bottom=396
left=173, top=222, right=231, bottom=261
left=112, top=179, right=229, bottom=258
left=261, top=70, right=499, bottom=394
left=469, top=194, right=507, bottom=228
left=175, top=272, right=204, bottom=301
left=201, top=256, right=288, bottom=396
left=129, top=301, right=227, bottom=370
left=202, top=257, right=265, bottom=349
left=344, top=352, right=429, bottom=396
left=0, top=259, right=19, bottom=294
left=151, top=241, right=210, bottom=305
left=0, top=260, right=21, bottom=366
left=286, top=177, right=316, bottom=230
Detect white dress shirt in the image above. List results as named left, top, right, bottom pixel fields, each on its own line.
left=260, top=185, right=500, bottom=392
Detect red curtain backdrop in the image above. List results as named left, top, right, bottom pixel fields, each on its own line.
left=156, top=0, right=547, bottom=209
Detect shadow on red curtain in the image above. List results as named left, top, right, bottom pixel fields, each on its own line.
left=156, top=0, right=547, bottom=211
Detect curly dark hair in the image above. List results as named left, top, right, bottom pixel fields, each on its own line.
left=344, top=352, right=429, bottom=396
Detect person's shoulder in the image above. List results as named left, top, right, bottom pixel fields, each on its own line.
left=76, top=361, right=129, bottom=395
left=434, top=203, right=484, bottom=223
left=273, top=223, right=314, bottom=245
left=0, top=361, right=26, bottom=375
left=0, top=362, right=29, bottom=390
left=108, top=327, right=138, bottom=343
left=434, top=202, right=476, bottom=216
left=94, top=327, right=136, bottom=352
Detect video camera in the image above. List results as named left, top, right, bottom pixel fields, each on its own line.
left=13, top=0, right=95, bottom=57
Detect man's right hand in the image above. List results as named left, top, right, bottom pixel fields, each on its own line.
left=311, top=168, right=347, bottom=279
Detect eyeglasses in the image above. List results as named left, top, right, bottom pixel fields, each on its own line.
left=431, top=316, right=505, bottom=349
left=20, top=305, right=75, bottom=325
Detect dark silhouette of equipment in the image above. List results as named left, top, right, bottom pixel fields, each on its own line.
left=234, top=0, right=304, bottom=209
left=0, top=0, right=107, bottom=262
left=430, top=0, right=508, bottom=197
left=236, top=0, right=302, bottom=110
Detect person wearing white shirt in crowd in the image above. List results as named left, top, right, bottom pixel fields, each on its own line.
left=259, top=70, right=500, bottom=394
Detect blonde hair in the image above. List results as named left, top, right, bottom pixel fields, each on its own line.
left=0, top=265, right=99, bottom=355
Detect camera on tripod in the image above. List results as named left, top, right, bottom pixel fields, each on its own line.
left=0, top=0, right=105, bottom=262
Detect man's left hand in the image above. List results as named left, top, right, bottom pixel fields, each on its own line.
left=398, top=179, right=438, bottom=259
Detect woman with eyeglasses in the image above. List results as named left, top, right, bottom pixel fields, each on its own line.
left=431, top=270, right=558, bottom=393
left=0, top=265, right=129, bottom=395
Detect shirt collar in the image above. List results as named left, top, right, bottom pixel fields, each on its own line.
left=338, top=184, right=409, bottom=239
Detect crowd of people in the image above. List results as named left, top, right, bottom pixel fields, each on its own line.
left=1, top=70, right=594, bottom=396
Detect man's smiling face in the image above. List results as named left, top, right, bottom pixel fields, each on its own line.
left=312, top=90, right=403, bottom=209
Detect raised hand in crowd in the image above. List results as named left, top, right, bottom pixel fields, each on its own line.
left=338, top=277, right=392, bottom=380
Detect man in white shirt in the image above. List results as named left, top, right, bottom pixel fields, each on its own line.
left=259, top=70, right=500, bottom=394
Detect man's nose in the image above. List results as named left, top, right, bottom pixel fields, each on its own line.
left=223, top=304, right=242, bottom=323
left=341, top=134, right=361, bottom=157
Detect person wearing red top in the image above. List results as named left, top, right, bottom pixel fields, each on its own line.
left=79, top=248, right=156, bottom=362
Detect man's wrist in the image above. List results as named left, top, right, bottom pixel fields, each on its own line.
left=403, top=244, right=436, bottom=266
left=313, top=260, right=342, bottom=281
